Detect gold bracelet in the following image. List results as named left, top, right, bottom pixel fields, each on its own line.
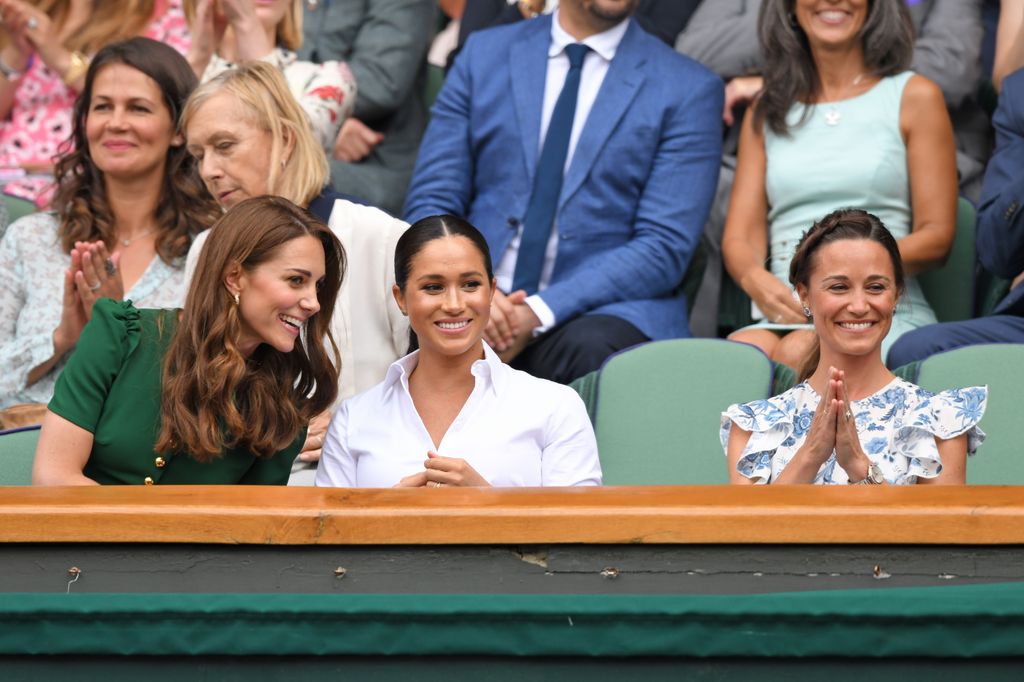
left=63, top=50, right=89, bottom=87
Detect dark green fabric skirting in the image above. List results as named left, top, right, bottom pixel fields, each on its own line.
left=3, top=582, right=1024, bottom=657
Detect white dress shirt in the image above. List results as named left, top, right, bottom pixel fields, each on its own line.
left=494, top=11, right=630, bottom=333
left=316, top=343, right=602, bottom=488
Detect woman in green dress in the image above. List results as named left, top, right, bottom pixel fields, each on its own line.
left=32, top=195, right=345, bottom=485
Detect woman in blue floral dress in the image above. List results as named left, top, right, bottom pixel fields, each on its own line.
left=721, top=209, right=986, bottom=485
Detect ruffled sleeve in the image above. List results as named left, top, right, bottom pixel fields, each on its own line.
left=893, top=386, right=988, bottom=480
left=721, top=390, right=807, bottom=484
left=48, top=299, right=142, bottom=433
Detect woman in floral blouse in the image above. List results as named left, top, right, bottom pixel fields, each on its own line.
left=183, top=0, right=355, bottom=153
left=721, top=208, right=986, bottom=485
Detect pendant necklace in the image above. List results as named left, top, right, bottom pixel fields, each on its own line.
left=823, top=73, right=864, bottom=127
left=120, top=227, right=157, bottom=247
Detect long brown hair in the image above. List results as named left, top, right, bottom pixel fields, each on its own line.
left=156, top=196, right=345, bottom=461
left=789, top=208, right=906, bottom=381
left=755, top=0, right=914, bottom=136
left=51, top=37, right=220, bottom=263
left=0, top=1, right=155, bottom=54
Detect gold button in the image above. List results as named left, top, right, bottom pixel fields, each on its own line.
left=144, top=477, right=154, bottom=485
left=154, top=457, right=166, bottom=468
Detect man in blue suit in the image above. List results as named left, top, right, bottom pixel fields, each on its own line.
left=887, top=68, right=1024, bottom=367
left=404, top=0, right=721, bottom=383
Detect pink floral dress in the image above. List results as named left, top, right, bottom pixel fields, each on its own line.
left=0, top=0, right=191, bottom=208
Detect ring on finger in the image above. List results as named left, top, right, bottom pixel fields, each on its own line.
left=845, top=408, right=853, bottom=422
left=104, top=258, right=116, bottom=275
left=26, top=16, right=39, bottom=29
left=89, top=281, right=101, bottom=292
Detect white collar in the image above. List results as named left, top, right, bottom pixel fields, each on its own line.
left=382, top=343, right=507, bottom=400
left=549, top=8, right=629, bottom=62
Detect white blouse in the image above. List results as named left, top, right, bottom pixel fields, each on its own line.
left=316, top=344, right=602, bottom=488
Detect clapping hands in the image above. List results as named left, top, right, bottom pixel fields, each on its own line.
left=53, top=241, right=123, bottom=356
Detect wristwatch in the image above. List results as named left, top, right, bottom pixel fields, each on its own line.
left=851, top=462, right=884, bottom=485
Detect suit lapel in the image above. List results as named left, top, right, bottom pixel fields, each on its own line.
left=560, top=21, right=646, bottom=209
left=510, top=18, right=552, bottom=177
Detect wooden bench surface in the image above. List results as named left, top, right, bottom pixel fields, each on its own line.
left=2, top=485, right=1024, bottom=545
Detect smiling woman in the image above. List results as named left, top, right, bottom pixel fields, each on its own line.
left=316, top=215, right=602, bottom=489
left=721, top=209, right=987, bottom=486
left=0, top=37, right=219, bottom=411
left=31, top=196, right=345, bottom=485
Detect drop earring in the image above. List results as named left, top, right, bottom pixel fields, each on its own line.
left=802, top=304, right=811, bottom=318
left=233, top=292, right=240, bottom=305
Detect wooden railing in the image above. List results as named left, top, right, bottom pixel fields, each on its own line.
left=2, top=485, right=1024, bottom=545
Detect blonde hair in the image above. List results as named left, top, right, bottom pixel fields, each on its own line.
left=180, top=61, right=328, bottom=207
left=0, top=0, right=155, bottom=54
left=183, top=0, right=303, bottom=51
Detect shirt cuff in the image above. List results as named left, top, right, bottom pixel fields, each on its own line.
left=524, top=295, right=556, bottom=336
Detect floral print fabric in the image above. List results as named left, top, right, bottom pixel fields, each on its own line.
left=0, top=212, right=187, bottom=408
left=720, top=378, right=987, bottom=484
left=201, top=48, right=356, bottom=153
left=0, top=0, right=191, bottom=207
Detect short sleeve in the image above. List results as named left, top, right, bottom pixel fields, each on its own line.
left=316, top=400, right=356, bottom=487
left=540, top=386, right=602, bottom=487
left=48, top=299, right=141, bottom=433
left=720, top=392, right=806, bottom=484
left=893, top=386, right=988, bottom=479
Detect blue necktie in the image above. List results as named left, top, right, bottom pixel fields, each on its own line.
left=512, top=43, right=590, bottom=295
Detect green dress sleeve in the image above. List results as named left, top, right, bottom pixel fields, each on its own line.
left=48, top=299, right=142, bottom=433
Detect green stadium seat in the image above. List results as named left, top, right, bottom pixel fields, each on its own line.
left=590, top=339, right=773, bottom=485
left=918, top=197, right=977, bottom=323
left=0, top=425, right=40, bottom=486
left=915, top=343, right=1024, bottom=484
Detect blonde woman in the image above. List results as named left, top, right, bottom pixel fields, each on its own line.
left=183, top=0, right=355, bottom=152
left=181, top=62, right=407, bottom=476
left=0, top=0, right=189, bottom=217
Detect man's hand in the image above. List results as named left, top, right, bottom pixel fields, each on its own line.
left=333, top=118, right=384, bottom=162
left=484, top=289, right=540, bottom=362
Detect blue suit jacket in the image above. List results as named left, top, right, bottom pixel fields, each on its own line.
left=403, top=16, right=722, bottom=340
left=977, top=69, right=1024, bottom=317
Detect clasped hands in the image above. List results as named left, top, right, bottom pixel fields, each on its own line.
left=799, top=367, right=873, bottom=482
left=395, top=451, right=491, bottom=488
left=54, top=241, right=123, bottom=356
left=484, top=288, right=540, bottom=362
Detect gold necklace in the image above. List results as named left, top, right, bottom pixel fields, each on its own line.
left=822, top=73, right=865, bottom=127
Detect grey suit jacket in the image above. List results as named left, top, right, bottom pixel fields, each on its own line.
left=300, top=0, right=437, bottom=215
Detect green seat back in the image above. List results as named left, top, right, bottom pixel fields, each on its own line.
left=916, top=344, right=1024, bottom=484
left=918, top=198, right=976, bottom=323
left=424, top=64, right=445, bottom=111
left=593, top=339, right=773, bottom=485
left=0, top=426, right=40, bottom=485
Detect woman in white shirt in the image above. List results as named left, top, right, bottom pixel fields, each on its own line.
left=316, top=214, right=602, bottom=488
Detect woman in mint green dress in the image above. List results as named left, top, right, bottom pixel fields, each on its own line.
left=32, top=196, right=344, bottom=485
left=721, top=0, right=957, bottom=370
